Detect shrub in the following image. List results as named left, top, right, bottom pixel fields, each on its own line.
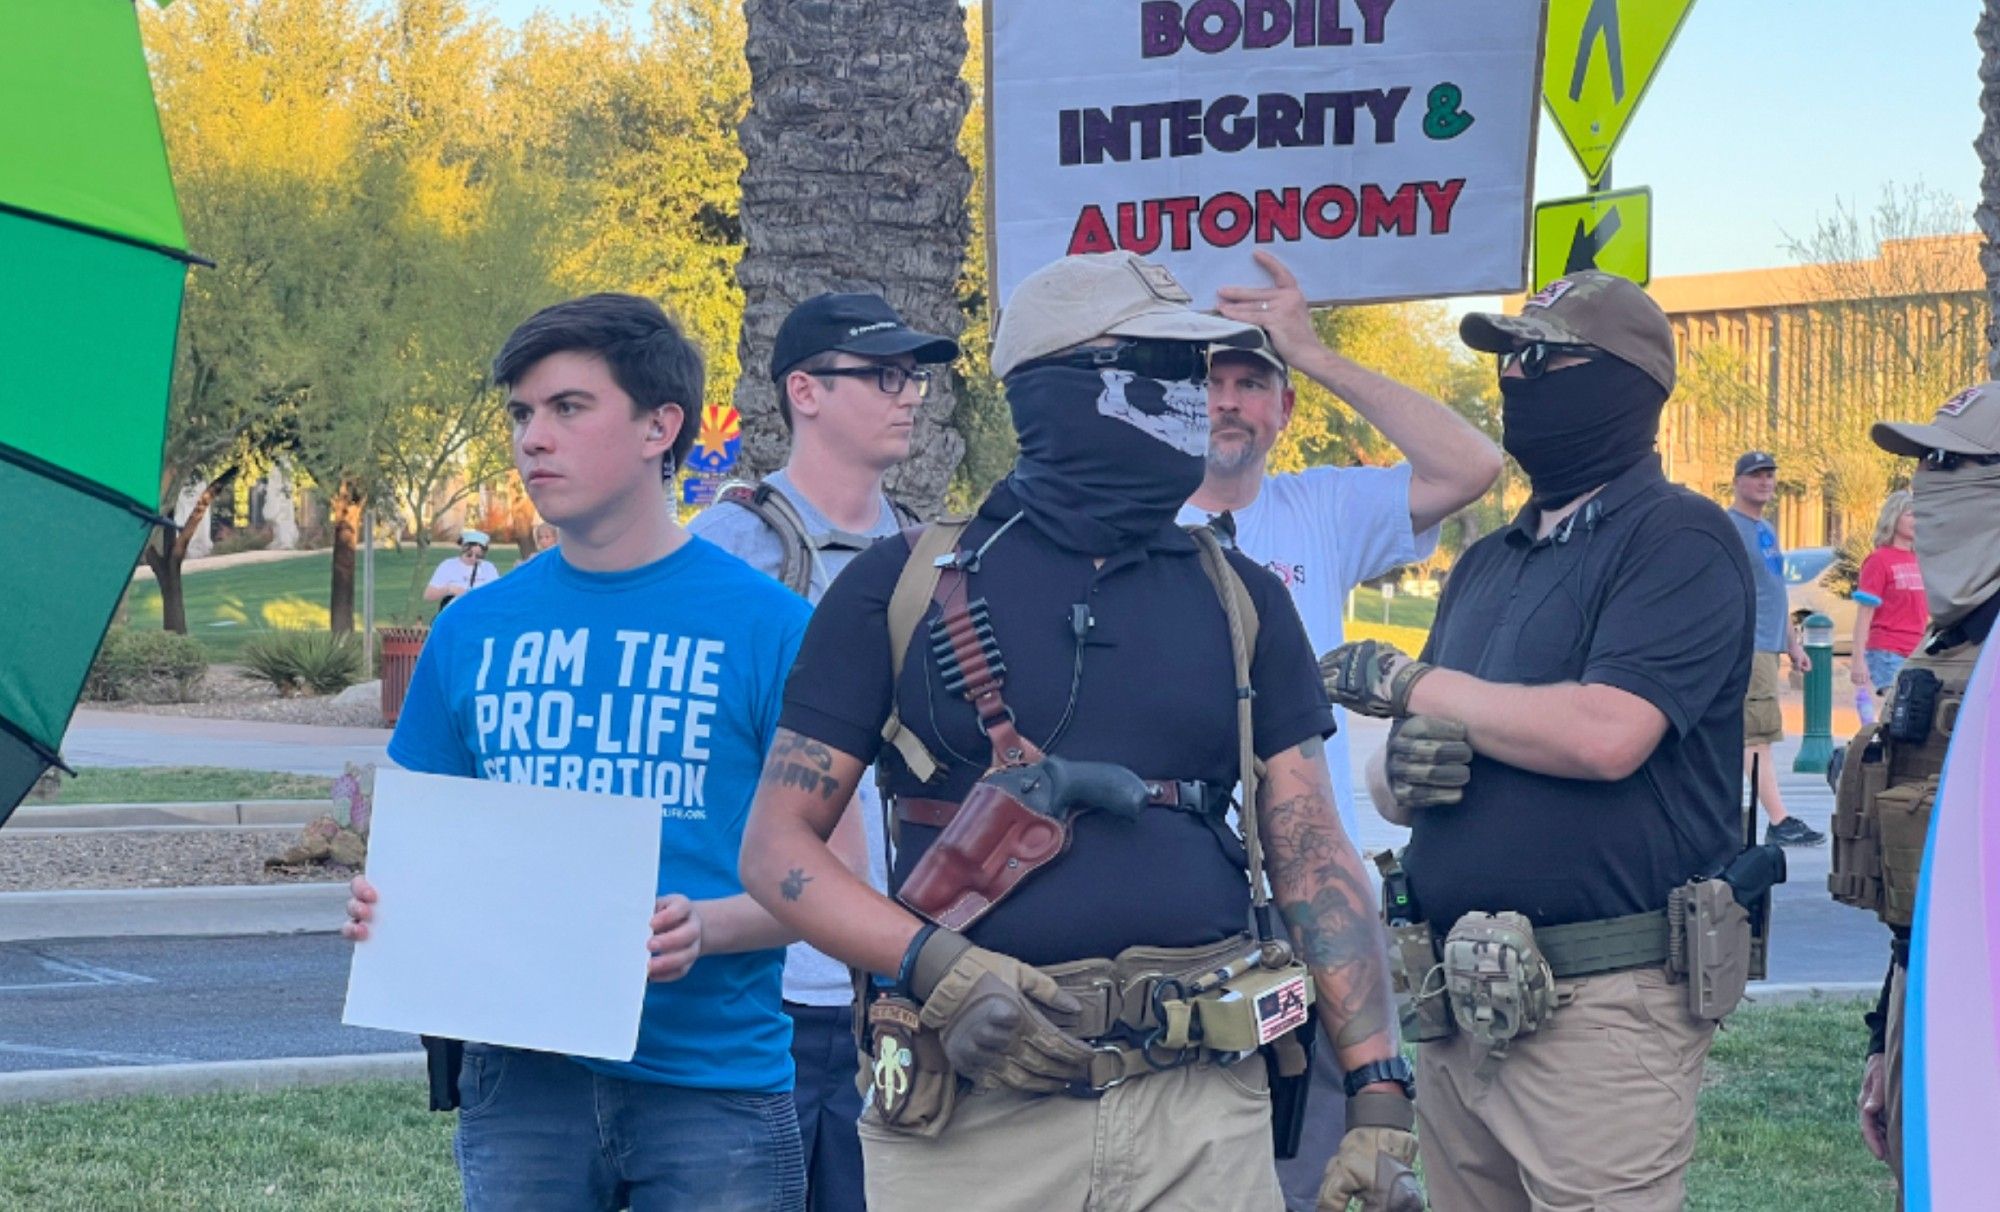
left=241, top=630, right=365, bottom=696
left=83, top=630, right=210, bottom=703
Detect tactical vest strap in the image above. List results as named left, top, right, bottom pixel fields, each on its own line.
left=878, top=518, right=972, bottom=784
left=716, top=481, right=814, bottom=595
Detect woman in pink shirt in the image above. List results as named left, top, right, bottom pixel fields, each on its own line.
left=1849, top=490, right=1925, bottom=723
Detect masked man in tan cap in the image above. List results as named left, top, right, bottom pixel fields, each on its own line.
left=1832, top=382, right=2000, bottom=1203
left=1322, top=271, right=1763, bottom=1211
left=740, top=251, right=1419, bottom=1211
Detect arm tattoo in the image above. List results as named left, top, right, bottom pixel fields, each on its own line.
left=1262, top=787, right=1394, bottom=1050
left=779, top=868, right=813, bottom=901
left=760, top=730, right=840, bottom=800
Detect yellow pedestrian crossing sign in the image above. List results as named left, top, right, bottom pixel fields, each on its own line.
left=1544, top=0, right=1700, bottom=185
left=1534, top=188, right=1651, bottom=291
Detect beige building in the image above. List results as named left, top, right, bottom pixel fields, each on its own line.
left=1647, top=234, right=1987, bottom=551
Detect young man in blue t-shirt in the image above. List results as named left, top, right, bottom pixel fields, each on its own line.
left=344, top=294, right=812, bottom=1211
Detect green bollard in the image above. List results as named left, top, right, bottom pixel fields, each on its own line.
left=1793, top=611, right=1835, bottom=773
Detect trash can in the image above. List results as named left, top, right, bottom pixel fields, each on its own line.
left=378, top=626, right=430, bottom=726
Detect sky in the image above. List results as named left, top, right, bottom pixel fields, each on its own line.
left=481, top=0, right=1984, bottom=281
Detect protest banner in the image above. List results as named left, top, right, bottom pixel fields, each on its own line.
left=986, top=0, right=1547, bottom=309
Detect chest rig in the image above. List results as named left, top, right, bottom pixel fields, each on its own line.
left=1829, top=638, right=1981, bottom=928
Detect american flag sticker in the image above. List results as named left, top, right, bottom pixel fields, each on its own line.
left=1938, top=386, right=1981, bottom=417
left=1254, top=975, right=1311, bottom=1044
left=1525, top=279, right=1575, bottom=310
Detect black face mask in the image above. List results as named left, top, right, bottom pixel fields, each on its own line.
left=1499, top=356, right=1668, bottom=509
left=1001, top=364, right=1209, bottom=555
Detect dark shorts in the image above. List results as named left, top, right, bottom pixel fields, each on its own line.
left=454, top=1044, right=805, bottom=1212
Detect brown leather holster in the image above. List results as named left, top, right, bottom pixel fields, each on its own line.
left=897, top=780, right=1068, bottom=930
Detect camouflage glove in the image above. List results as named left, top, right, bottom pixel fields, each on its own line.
left=1386, top=716, right=1473, bottom=812
left=1320, top=641, right=1434, bottom=719
left=910, top=928, right=1093, bottom=1094
left=1319, top=1093, right=1424, bottom=1212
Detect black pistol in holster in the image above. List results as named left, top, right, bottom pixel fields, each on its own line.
left=897, top=755, right=1149, bottom=930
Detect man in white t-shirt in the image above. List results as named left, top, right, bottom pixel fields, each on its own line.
left=422, top=529, right=503, bottom=610
left=1179, top=251, right=1502, bottom=1212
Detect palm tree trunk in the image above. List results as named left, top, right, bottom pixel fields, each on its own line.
left=1978, top=2, right=2000, bottom=373
left=733, top=0, right=974, bottom=516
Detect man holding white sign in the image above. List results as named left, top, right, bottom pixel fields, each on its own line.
left=1182, top=249, right=1501, bottom=1211
left=345, top=294, right=813, bottom=1212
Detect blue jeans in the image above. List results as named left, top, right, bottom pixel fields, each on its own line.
left=454, top=1045, right=805, bottom=1212
left=1864, top=648, right=1907, bottom=692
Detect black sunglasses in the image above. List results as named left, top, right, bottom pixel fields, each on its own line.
left=813, top=364, right=934, bottom=399
left=1499, top=342, right=1598, bottom=380
left=1026, top=339, right=1210, bottom=384
left=1922, top=448, right=2000, bottom=470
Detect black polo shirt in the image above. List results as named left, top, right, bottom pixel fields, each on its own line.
left=778, top=482, right=1334, bottom=966
left=1404, top=455, right=1755, bottom=930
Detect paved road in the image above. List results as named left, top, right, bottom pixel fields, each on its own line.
left=0, top=933, right=411, bottom=1074
left=60, top=710, right=391, bottom=778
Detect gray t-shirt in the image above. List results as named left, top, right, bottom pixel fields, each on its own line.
left=1726, top=508, right=1789, bottom=652
left=687, top=470, right=900, bottom=1005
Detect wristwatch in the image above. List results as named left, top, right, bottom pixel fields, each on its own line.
left=1343, top=1055, right=1416, bottom=1101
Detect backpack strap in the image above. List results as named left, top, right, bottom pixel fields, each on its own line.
left=1188, top=524, right=1273, bottom=921
left=881, top=517, right=972, bottom=783
left=717, top=480, right=813, bottom=595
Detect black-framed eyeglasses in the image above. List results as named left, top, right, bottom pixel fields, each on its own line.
left=813, top=364, right=934, bottom=399
left=1024, top=339, right=1210, bottom=384
left=1499, top=342, right=1597, bottom=380
left=1922, top=447, right=2000, bottom=470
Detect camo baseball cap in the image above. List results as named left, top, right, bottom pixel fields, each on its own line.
left=1460, top=271, right=1677, bottom=394
left=1210, top=327, right=1288, bottom=377
left=991, top=252, right=1261, bottom=379
left=1872, top=382, right=2000, bottom=457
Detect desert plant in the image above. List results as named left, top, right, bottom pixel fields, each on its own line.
left=82, top=630, right=209, bottom=703
left=240, top=630, right=364, bottom=696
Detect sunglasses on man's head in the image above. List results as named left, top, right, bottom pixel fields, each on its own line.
left=1027, top=339, right=1210, bottom=384
left=1498, top=342, right=1598, bottom=380
left=812, top=364, right=935, bottom=399
left=1921, top=447, right=2000, bottom=471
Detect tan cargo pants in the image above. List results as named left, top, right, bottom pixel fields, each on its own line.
left=857, top=1055, right=1285, bottom=1212
left=1884, top=961, right=1906, bottom=1206
left=1417, top=966, right=1716, bottom=1212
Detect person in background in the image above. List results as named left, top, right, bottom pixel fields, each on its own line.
left=1848, top=490, right=1924, bottom=727
left=423, top=529, right=503, bottom=610
left=522, top=521, right=560, bottom=562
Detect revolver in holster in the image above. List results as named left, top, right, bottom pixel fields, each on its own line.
left=897, top=755, right=1149, bottom=930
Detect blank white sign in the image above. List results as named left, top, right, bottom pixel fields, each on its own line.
left=342, top=768, right=661, bottom=1061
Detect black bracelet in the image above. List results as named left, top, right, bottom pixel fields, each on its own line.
left=895, top=924, right=939, bottom=995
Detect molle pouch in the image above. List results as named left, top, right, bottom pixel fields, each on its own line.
left=1828, top=731, right=1889, bottom=914
left=1189, top=960, right=1315, bottom=1053
left=1887, top=667, right=1942, bottom=743
left=1441, top=912, right=1557, bottom=1069
left=1875, top=777, right=1939, bottom=930
left=860, top=995, right=958, bottom=1138
left=1387, top=921, right=1454, bottom=1043
left=1673, top=879, right=1751, bottom=1020
left=896, top=781, right=1070, bottom=930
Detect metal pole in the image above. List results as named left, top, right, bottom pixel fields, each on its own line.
left=1794, top=612, right=1835, bottom=773
left=361, top=506, right=376, bottom=680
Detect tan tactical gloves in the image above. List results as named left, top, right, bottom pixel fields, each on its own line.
left=1386, top=716, right=1474, bottom=814
left=1320, top=1092, right=1424, bottom=1212
left=1320, top=640, right=1434, bottom=719
left=909, top=927, right=1092, bottom=1093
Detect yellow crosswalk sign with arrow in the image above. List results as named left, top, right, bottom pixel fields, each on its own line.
left=1544, top=0, right=1699, bottom=184
left=1534, top=188, right=1652, bottom=290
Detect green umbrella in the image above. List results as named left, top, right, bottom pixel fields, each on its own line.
left=0, top=0, right=195, bottom=823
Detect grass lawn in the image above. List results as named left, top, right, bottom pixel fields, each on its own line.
left=1348, top=584, right=1440, bottom=631
left=0, top=1001, right=1894, bottom=1211
left=40, top=767, right=334, bottom=806
left=121, top=548, right=521, bottom=662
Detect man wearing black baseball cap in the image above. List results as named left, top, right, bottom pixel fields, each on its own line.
left=689, top=291, right=956, bottom=1212
left=1726, top=448, right=1823, bottom=846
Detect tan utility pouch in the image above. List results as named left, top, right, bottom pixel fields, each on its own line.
left=860, top=995, right=957, bottom=1138
left=1669, top=879, right=1751, bottom=1020
left=1440, top=912, right=1558, bottom=1071
left=1876, top=777, right=1939, bottom=930
left=1828, top=730, right=1889, bottom=915
left=1386, top=920, right=1454, bottom=1043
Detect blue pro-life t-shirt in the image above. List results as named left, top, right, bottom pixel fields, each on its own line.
left=387, top=536, right=811, bottom=1092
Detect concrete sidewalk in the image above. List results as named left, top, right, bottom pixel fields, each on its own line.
left=0, top=885, right=349, bottom=943
left=60, top=710, right=391, bottom=777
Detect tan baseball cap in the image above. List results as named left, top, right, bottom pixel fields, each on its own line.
left=991, top=252, right=1261, bottom=379
left=1872, top=382, right=2000, bottom=457
left=1460, top=270, right=1677, bottom=394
